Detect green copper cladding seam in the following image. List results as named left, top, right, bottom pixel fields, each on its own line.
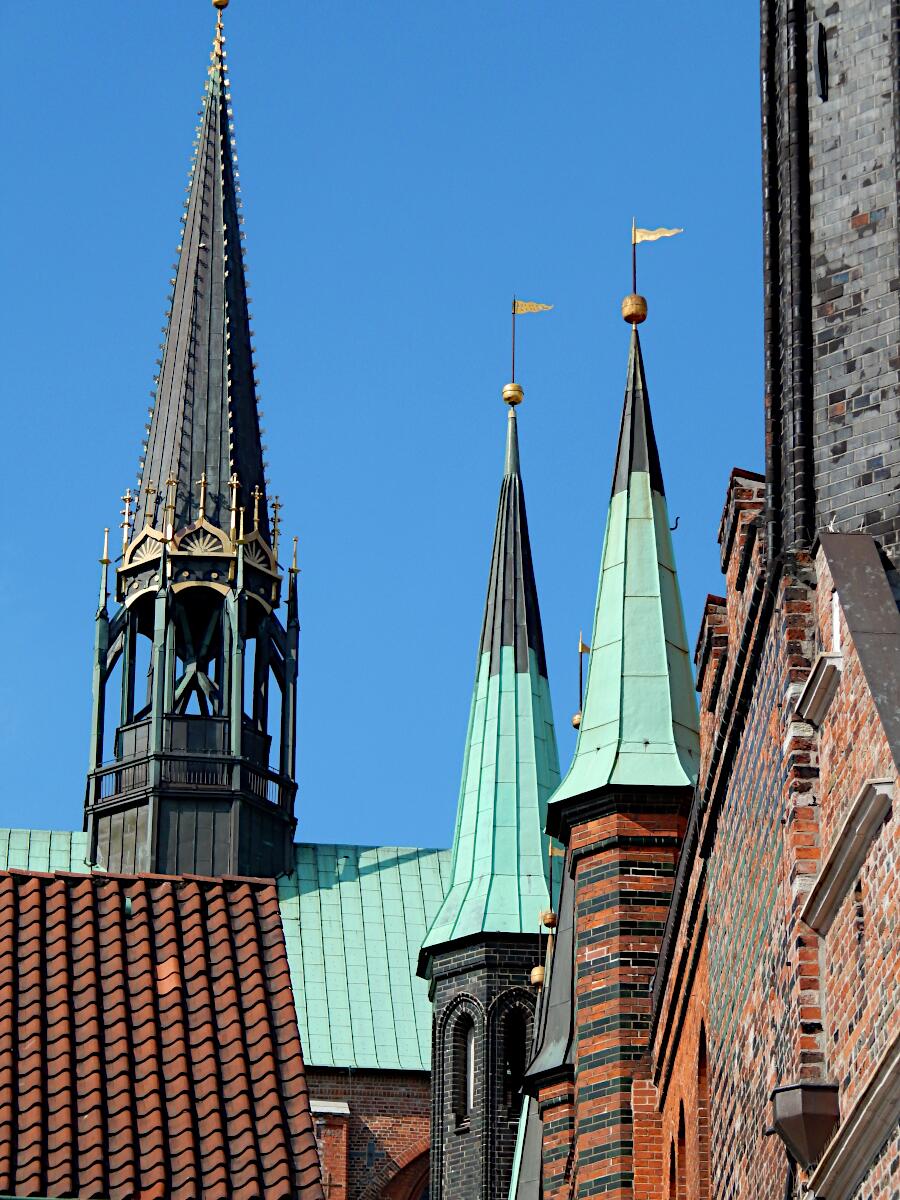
left=421, top=403, right=560, bottom=960
left=549, top=327, right=699, bottom=810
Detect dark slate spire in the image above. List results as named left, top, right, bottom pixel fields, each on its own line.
left=611, top=327, right=665, bottom=497
left=134, top=6, right=267, bottom=539
left=478, top=403, right=547, bottom=677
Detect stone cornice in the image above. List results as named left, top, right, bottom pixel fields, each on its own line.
left=807, top=1028, right=900, bottom=1198
left=800, top=777, right=894, bottom=935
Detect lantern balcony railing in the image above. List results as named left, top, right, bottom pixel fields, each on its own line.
left=88, top=715, right=294, bottom=812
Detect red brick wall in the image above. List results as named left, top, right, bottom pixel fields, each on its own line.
left=567, top=798, right=687, bottom=1198
left=645, top=467, right=899, bottom=1200
left=810, top=546, right=898, bottom=1119
left=307, top=1068, right=430, bottom=1200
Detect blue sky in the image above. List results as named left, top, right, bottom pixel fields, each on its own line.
left=0, top=1, right=762, bottom=849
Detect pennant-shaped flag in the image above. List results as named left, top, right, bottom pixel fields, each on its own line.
left=633, top=226, right=683, bottom=245
left=513, top=300, right=553, bottom=314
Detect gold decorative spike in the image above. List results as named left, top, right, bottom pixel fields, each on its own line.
left=238, top=506, right=246, bottom=543
left=120, top=488, right=134, bottom=554
left=270, top=495, right=282, bottom=558
left=98, top=528, right=111, bottom=608
left=197, top=471, right=208, bottom=515
left=251, top=484, right=263, bottom=531
left=228, top=472, right=240, bottom=544
left=164, top=473, right=177, bottom=540
left=291, top=536, right=298, bottom=573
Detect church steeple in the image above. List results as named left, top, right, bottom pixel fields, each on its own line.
left=133, top=0, right=267, bottom=539
left=420, top=390, right=559, bottom=962
left=84, top=2, right=298, bottom=879
left=421, top=379, right=559, bottom=1200
left=547, top=325, right=699, bottom=822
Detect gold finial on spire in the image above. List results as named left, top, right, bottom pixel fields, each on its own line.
left=120, top=488, right=134, bottom=554
left=271, top=495, right=283, bottom=559
left=251, top=484, right=263, bottom=531
left=213, top=0, right=229, bottom=8
left=503, top=382, right=524, bottom=407
left=291, top=536, right=299, bottom=574
left=100, top=528, right=111, bottom=567
left=197, top=471, right=208, bottom=515
left=238, top=506, right=246, bottom=543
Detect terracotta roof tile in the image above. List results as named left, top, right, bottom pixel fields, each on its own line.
left=0, top=871, right=324, bottom=1200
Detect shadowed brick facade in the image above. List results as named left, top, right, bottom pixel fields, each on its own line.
left=762, top=0, right=900, bottom=554
left=513, top=4, right=899, bottom=1198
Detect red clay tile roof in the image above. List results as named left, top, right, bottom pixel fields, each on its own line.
left=0, top=870, right=324, bottom=1200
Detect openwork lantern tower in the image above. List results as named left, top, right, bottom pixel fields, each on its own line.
left=84, top=2, right=299, bottom=877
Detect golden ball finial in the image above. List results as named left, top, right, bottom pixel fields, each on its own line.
left=622, top=294, right=648, bottom=325
left=503, top=382, right=524, bottom=407
left=530, top=964, right=545, bottom=987
left=213, top=0, right=229, bottom=10
left=571, top=711, right=582, bottom=729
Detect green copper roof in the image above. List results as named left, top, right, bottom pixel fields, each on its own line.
left=420, top=405, right=560, bottom=964
left=549, top=329, right=699, bottom=812
left=0, top=830, right=450, bottom=1073
left=280, top=843, right=450, bottom=1071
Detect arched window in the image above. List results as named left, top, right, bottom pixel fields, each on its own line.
left=697, top=1025, right=710, bottom=1199
left=677, top=1103, right=687, bottom=1198
left=503, top=1007, right=529, bottom=1114
left=452, top=1015, right=476, bottom=1128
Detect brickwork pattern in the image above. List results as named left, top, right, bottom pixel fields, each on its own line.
left=567, top=801, right=686, bottom=1199
left=808, top=0, right=900, bottom=551
left=538, top=1079, right=576, bottom=1199
left=648, top=470, right=898, bottom=1200
left=306, top=1068, right=430, bottom=1200
left=810, top=546, right=898, bottom=1119
left=430, top=939, right=539, bottom=1200
left=849, top=1122, right=900, bottom=1199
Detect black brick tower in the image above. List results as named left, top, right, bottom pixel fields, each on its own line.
left=761, top=0, right=900, bottom=556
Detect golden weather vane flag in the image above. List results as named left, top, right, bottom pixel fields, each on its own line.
left=510, top=296, right=553, bottom=383
left=632, top=224, right=683, bottom=245
left=627, top=219, right=684, bottom=316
